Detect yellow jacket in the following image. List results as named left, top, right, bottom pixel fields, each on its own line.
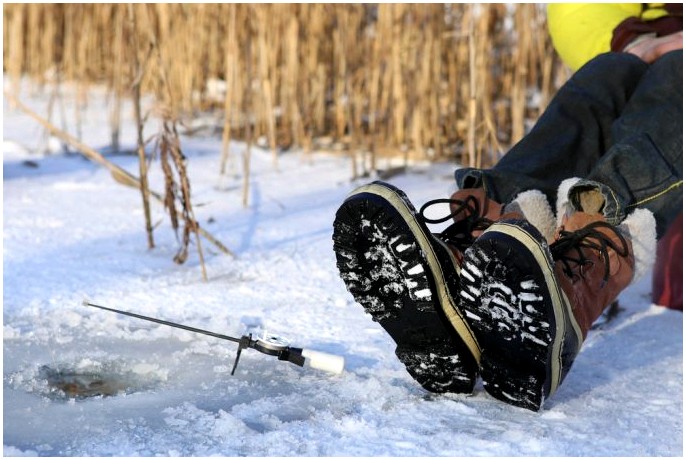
left=547, top=3, right=679, bottom=70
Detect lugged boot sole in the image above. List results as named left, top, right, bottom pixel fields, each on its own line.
left=332, top=182, right=479, bottom=394
left=459, top=220, right=577, bottom=410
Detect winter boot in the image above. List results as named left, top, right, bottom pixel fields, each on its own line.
left=459, top=184, right=656, bottom=410
left=420, top=188, right=516, bottom=264
left=332, top=181, right=554, bottom=394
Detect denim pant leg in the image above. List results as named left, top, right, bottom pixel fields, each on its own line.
left=571, top=50, right=683, bottom=237
left=455, top=53, right=649, bottom=208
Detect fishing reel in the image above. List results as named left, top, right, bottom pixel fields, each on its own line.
left=231, top=332, right=344, bottom=375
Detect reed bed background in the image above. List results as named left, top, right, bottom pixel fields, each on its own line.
left=3, top=3, right=569, bottom=172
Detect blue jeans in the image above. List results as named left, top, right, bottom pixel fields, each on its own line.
left=455, top=51, right=683, bottom=239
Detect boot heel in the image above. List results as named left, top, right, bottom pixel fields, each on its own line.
left=479, top=350, right=545, bottom=412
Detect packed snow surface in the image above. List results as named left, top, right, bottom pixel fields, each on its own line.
left=3, top=83, right=683, bottom=456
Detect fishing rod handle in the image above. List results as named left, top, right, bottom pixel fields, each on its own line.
left=300, top=349, right=345, bottom=374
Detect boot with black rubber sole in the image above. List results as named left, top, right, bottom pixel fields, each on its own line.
left=332, top=181, right=481, bottom=394
left=459, top=219, right=582, bottom=411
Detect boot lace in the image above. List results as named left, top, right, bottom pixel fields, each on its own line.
left=550, top=221, right=630, bottom=288
left=418, top=196, right=494, bottom=252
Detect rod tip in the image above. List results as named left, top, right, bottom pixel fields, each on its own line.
left=82, top=299, right=91, bottom=307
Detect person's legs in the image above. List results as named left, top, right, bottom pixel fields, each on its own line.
left=568, top=49, right=683, bottom=237
left=456, top=52, right=650, bottom=208
left=332, top=50, right=682, bottom=405
left=453, top=51, right=682, bottom=410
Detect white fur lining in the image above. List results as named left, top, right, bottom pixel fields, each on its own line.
left=619, top=208, right=657, bottom=283
left=556, top=177, right=582, bottom=227
left=512, top=190, right=556, bottom=242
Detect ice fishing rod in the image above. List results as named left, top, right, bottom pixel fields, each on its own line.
left=83, top=300, right=344, bottom=375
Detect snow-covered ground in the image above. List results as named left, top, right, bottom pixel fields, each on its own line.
left=3, top=82, right=683, bottom=456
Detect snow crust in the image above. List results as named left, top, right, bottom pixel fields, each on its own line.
left=3, top=82, right=683, bottom=456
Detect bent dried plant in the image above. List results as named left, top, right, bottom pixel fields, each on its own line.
left=153, top=108, right=207, bottom=280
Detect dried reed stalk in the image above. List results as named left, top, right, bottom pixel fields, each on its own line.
left=157, top=116, right=208, bottom=281
left=5, top=91, right=234, bottom=260
left=241, top=25, right=254, bottom=209
left=219, top=4, right=237, bottom=175
left=511, top=6, right=529, bottom=145
left=109, top=6, right=125, bottom=152
left=467, top=6, right=477, bottom=168
left=144, top=5, right=213, bottom=279
left=4, top=4, right=566, bottom=173
left=254, top=6, right=278, bottom=169
left=128, top=4, right=155, bottom=250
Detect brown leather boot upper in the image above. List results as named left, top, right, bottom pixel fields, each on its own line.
left=551, top=212, right=635, bottom=338
left=424, top=189, right=523, bottom=266
left=448, top=189, right=510, bottom=231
